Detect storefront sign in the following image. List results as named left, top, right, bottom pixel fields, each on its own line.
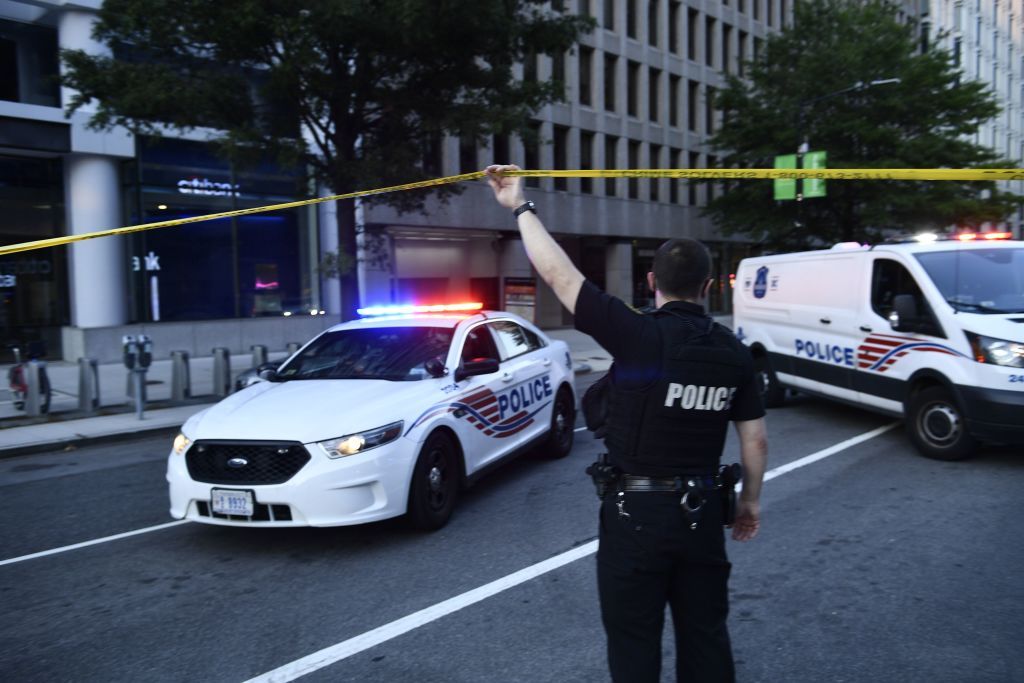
left=176, top=177, right=240, bottom=197
left=132, top=251, right=161, bottom=272
left=504, top=277, right=536, bottom=322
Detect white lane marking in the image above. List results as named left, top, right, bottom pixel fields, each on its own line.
left=247, top=421, right=900, bottom=682
left=0, top=520, right=189, bottom=568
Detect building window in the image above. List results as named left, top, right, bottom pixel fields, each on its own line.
left=459, top=135, right=476, bottom=174
left=604, top=53, right=617, bottom=111
left=523, top=50, right=538, bottom=82
left=705, top=85, right=716, bottom=134
left=687, top=79, right=699, bottom=131
left=670, top=148, right=682, bottom=203
left=628, top=60, right=641, bottom=117
left=669, top=2, right=681, bottom=54
left=669, top=75, right=681, bottom=127
left=627, top=0, right=638, bottom=38
left=579, top=46, right=594, bottom=106
left=754, top=0, right=760, bottom=21
left=604, top=0, right=616, bottom=30
left=552, top=51, right=566, bottom=99
left=605, top=135, right=619, bottom=196
left=739, top=30, right=748, bottom=76
left=707, top=154, right=718, bottom=200
left=493, top=133, right=510, bottom=165
left=705, top=17, right=716, bottom=67
left=754, top=37, right=763, bottom=61
left=650, top=144, right=662, bottom=201
left=553, top=125, right=569, bottom=191
left=628, top=140, right=641, bottom=198
left=648, top=0, right=659, bottom=46
left=723, top=24, right=732, bottom=74
left=579, top=0, right=591, bottom=17
left=0, top=20, right=60, bottom=107
left=767, top=0, right=774, bottom=27
left=688, top=151, right=701, bottom=204
left=687, top=9, right=699, bottom=61
left=524, top=123, right=541, bottom=188
left=649, top=68, right=661, bottom=122
left=580, top=130, right=595, bottom=194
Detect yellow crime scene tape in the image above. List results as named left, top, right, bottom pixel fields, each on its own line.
left=2, top=167, right=1023, bottom=257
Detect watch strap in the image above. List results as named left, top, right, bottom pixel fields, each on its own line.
left=513, top=201, right=536, bottom=218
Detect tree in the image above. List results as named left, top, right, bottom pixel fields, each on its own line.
left=706, top=0, right=1019, bottom=251
left=62, top=0, right=594, bottom=318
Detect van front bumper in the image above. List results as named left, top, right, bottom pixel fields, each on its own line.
left=958, top=384, right=1024, bottom=445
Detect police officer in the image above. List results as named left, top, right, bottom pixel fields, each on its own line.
left=485, top=165, right=768, bottom=683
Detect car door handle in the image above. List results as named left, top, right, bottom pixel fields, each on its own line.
left=820, top=318, right=832, bottom=325
left=542, top=358, right=551, bottom=366
left=860, top=325, right=872, bottom=332
left=501, top=372, right=514, bottom=383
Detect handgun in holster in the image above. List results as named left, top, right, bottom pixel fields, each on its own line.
left=718, top=463, right=742, bottom=526
left=585, top=453, right=621, bottom=500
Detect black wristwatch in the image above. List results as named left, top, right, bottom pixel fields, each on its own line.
left=513, top=201, right=536, bottom=218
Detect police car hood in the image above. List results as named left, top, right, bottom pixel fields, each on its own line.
left=188, top=379, right=428, bottom=443
left=951, top=312, right=1024, bottom=341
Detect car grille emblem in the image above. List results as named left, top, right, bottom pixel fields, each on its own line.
left=227, top=457, right=249, bottom=468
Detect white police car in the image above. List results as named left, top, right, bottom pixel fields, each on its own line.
left=167, top=303, right=576, bottom=530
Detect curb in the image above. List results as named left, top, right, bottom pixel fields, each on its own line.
left=0, top=423, right=184, bottom=459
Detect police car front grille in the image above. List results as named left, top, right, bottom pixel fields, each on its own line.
left=195, top=500, right=294, bottom=522
left=186, top=440, right=310, bottom=485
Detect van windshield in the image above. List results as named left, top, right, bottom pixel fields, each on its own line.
left=914, top=248, right=1024, bottom=314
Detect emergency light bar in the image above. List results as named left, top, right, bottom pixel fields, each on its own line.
left=956, top=231, right=1013, bottom=241
left=356, top=302, right=484, bottom=316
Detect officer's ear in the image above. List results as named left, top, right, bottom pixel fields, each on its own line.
left=701, top=277, right=713, bottom=298
left=647, top=272, right=656, bottom=292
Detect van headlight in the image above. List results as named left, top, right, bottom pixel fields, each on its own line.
left=172, top=432, right=192, bottom=455
left=965, top=331, right=1024, bottom=368
left=316, top=421, right=404, bottom=458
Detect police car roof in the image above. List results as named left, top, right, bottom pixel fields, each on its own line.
left=325, top=310, right=521, bottom=332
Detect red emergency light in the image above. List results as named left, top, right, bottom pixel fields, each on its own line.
left=956, top=231, right=1013, bottom=241
left=356, top=302, right=484, bottom=316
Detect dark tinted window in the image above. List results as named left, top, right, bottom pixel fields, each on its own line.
left=871, top=259, right=943, bottom=337
left=461, top=325, right=500, bottom=361
left=915, top=248, right=1024, bottom=314
left=489, top=321, right=543, bottom=360
left=278, top=327, right=453, bottom=381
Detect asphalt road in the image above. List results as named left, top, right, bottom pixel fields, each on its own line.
left=1, top=375, right=1022, bottom=683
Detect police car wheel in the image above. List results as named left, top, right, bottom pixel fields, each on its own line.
left=756, top=357, right=786, bottom=409
left=407, top=431, right=460, bottom=530
left=539, top=387, right=575, bottom=459
left=906, top=386, right=976, bottom=461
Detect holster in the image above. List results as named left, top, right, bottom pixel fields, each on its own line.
left=585, top=453, right=621, bottom=500
left=718, top=463, right=742, bottom=526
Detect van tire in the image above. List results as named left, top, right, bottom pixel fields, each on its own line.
left=756, top=356, right=786, bottom=409
left=906, top=386, right=977, bottom=461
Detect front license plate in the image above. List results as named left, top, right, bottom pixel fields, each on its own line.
left=211, top=489, right=254, bottom=516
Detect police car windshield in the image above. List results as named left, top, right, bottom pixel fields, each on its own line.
left=915, top=248, right=1024, bottom=314
left=277, top=326, right=454, bottom=381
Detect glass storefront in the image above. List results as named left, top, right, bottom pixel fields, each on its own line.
left=0, top=155, right=68, bottom=362
left=123, top=137, right=319, bottom=322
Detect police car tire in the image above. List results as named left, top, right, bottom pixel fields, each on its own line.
left=539, top=387, right=575, bottom=459
left=756, top=357, right=786, bottom=409
left=407, top=431, right=460, bottom=530
left=906, top=386, right=977, bottom=461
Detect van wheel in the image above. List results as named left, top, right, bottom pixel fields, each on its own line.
left=407, top=432, right=459, bottom=530
left=539, top=387, right=575, bottom=459
left=906, top=386, right=976, bottom=461
left=756, top=356, right=786, bottom=409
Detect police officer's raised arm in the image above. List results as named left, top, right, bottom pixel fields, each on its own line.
left=485, top=164, right=585, bottom=313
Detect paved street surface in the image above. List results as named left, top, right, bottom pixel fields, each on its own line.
left=1, top=373, right=1021, bottom=682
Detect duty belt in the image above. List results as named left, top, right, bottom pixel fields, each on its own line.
left=620, top=474, right=719, bottom=492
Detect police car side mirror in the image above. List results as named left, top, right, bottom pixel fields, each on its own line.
left=257, top=364, right=280, bottom=382
left=424, top=357, right=447, bottom=378
left=889, top=294, right=919, bottom=332
left=454, top=357, right=499, bottom=382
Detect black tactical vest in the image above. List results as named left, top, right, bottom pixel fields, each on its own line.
left=603, top=308, right=750, bottom=477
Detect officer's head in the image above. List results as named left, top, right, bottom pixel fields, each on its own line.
left=649, top=238, right=712, bottom=303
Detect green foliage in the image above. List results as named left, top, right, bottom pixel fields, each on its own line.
left=706, top=0, right=1019, bottom=250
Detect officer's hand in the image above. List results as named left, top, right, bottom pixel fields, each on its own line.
left=485, top=164, right=527, bottom=210
left=731, top=499, right=760, bottom=542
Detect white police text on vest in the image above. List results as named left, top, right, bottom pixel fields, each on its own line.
left=663, top=383, right=737, bottom=411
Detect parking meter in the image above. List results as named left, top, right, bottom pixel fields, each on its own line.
left=138, top=334, right=153, bottom=369
left=122, top=335, right=138, bottom=370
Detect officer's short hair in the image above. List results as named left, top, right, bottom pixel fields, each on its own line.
left=652, top=238, right=711, bottom=300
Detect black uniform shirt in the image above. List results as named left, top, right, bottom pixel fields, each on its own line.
left=575, top=280, right=764, bottom=471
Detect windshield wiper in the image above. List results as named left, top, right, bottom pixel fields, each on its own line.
left=945, top=299, right=1006, bottom=314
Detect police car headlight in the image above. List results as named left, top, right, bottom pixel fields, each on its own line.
left=317, top=421, right=404, bottom=458
left=172, top=432, right=191, bottom=455
left=966, top=331, right=1024, bottom=368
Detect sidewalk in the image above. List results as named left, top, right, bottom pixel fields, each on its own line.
left=0, top=318, right=729, bottom=458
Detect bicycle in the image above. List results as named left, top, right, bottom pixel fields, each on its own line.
left=7, top=342, right=52, bottom=414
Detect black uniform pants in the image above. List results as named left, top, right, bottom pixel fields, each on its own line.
left=597, top=491, right=734, bottom=683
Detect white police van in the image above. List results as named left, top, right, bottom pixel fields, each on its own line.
left=733, top=232, right=1024, bottom=460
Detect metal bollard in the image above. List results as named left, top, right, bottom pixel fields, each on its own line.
left=171, top=350, right=191, bottom=400
left=24, top=362, right=42, bottom=417
left=250, top=344, right=268, bottom=367
left=286, top=342, right=301, bottom=356
left=212, top=347, right=232, bottom=397
left=78, top=358, right=100, bottom=413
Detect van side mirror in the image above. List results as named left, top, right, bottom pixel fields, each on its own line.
left=454, top=357, right=499, bottom=382
left=888, top=294, right=919, bottom=332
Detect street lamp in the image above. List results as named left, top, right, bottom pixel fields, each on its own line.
left=795, top=78, right=901, bottom=200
